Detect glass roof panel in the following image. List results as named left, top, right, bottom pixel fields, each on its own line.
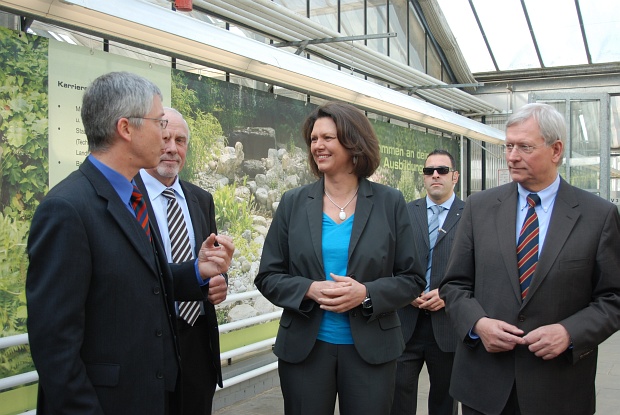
left=472, top=0, right=540, bottom=70
left=438, top=0, right=620, bottom=73
left=435, top=0, right=495, bottom=72
left=525, top=0, right=587, bottom=67
left=580, top=0, right=620, bottom=63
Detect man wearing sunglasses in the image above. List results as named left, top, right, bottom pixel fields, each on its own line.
left=392, top=149, right=464, bottom=415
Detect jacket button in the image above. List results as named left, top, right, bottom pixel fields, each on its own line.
left=518, top=315, right=526, bottom=322
left=156, top=371, right=164, bottom=379
left=155, top=329, right=163, bottom=337
left=153, top=286, right=161, bottom=295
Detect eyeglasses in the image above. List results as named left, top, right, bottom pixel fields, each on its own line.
left=503, top=143, right=545, bottom=155
left=127, top=117, right=168, bottom=129
left=422, top=166, right=452, bottom=175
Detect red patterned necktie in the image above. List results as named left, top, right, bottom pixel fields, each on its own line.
left=517, top=193, right=540, bottom=299
left=131, top=185, right=151, bottom=241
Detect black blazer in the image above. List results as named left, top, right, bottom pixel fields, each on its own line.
left=135, top=173, right=223, bottom=388
left=398, top=196, right=464, bottom=352
left=27, top=158, right=206, bottom=415
left=255, top=177, right=426, bottom=365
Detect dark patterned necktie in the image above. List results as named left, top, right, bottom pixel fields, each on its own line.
left=162, top=188, right=201, bottom=326
left=131, top=185, right=151, bottom=241
left=426, top=205, right=444, bottom=292
left=517, top=193, right=541, bottom=299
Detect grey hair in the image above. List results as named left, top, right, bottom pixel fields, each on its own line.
left=506, top=103, right=566, bottom=146
left=163, top=107, right=191, bottom=141
left=81, top=71, right=163, bottom=152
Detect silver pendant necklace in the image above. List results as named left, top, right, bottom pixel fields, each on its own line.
left=324, top=186, right=359, bottom=221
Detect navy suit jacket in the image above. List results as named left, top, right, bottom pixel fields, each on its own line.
left=27, top=158, right=206, bottom=415
left=255, top=177, right=426, bottom=365
left=398, top=196, right=464, bottom=352
left=440, top=179, right=620, bottom=415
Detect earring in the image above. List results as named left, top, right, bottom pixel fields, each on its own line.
left=353, top=156, right=358, bottom=165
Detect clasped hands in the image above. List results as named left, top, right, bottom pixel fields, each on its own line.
left=306, top=273, right=366, bottom=313
left=474, top=317, right=571, bottom=360
left=197, top=233, right=234, bottom=305
left=411, top=289, right=445, bottom=311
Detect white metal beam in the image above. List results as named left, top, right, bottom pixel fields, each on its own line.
left=0, top=0, right=505, bottom=143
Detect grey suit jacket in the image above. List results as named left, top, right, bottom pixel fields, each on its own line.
left=398, top=196, right=464, bottom=352
left=440, top=178, right=620, bottom=415
left=135, top=174, right=224, bottom=388
left=255, top=177, right=426, bottom=365
left=27, top=158, right=206, bottom=415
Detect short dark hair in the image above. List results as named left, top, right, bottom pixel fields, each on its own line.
left=302, top=101, right=380, bottom=178
left=426, top=149, right=457, bottom=170
left=81, top=71, right=162, bottom=152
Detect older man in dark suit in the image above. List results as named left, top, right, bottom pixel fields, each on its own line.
left=392, top=149, right=463, bottom=415
left=440, top=103, right=620, bottom=415
left=26, top=72, right=234, bottom=415
left=136, top=107, right=229, bottom=414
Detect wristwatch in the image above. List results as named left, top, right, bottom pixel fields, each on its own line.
left=361, top=287, right=373, bottom=309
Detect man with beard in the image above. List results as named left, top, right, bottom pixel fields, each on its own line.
left=135, top=107, right=228, bottom=414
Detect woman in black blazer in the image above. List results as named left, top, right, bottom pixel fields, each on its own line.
left=255, top=101, right=425, bottom=415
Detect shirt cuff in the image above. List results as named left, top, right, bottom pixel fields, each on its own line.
left=195, top=259, right=210, bottom=286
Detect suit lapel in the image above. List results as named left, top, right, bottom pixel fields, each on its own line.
left=435, top=198, right=464, bottom=246
left=348, top=178, right=373, bottom=260
left=524, top=179, right=580, bottom=305
left=412, top=199, right=430, bottom=249
left=81, top=159, right=158, bottom=274
left=495, top=183, right=522, bottom=303
left=181, top=182, right=205, bottom=257
left=308, top=180, right=325, bottom=274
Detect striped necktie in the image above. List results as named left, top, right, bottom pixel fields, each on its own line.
left=426, top=205, right=444, bottom=292
left=162, top=188, right=201, bottom=326
left=131, top=185, right=151, bottom=241
left=517, top=193, right=541, bottom=300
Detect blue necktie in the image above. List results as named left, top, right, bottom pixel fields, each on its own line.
left=517, top=193, right=540, bottom=299
left=426, top=205, right=444, bottom=292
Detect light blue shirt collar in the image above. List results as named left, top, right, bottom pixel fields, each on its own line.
left=517, top=175, right=560, bottom=214
left=426, top=193, right=455, bottom=211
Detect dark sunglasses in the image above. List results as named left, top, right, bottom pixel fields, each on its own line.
left=422, top=166, right=452, bottom=175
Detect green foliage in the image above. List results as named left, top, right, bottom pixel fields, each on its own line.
left=0, top=212, right=34, bottom=377
left=215, top=307, right=229, bottom=326
left=397, top=169, right=421, bottom=202
left=0, top=28, right=49, bottom=221
left=171, top=72, right=225, bottom=182
left=212, top=184, right=253, bottom=236
left=185, top=111, right=224, bottom=179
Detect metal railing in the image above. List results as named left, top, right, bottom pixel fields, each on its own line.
left=0, top=290, right=279, bottom=398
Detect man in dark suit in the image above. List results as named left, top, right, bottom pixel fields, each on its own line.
left=440, top=103, right=620, bottom=415
left=136, top=107, right=227, bottom=415
left=392, top=149, right=463, bottom=415
left=26, top=72, right=234, bottom=415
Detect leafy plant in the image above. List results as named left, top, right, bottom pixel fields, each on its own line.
left=0, top=28, right=49, bottom=221
left=172, top=71, right=225, bottom=182
left=212, top=184, right=254, bottom=236
left=0, top=212, right=34, bottom=377
left=397, top=169, right=421, bottom=202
